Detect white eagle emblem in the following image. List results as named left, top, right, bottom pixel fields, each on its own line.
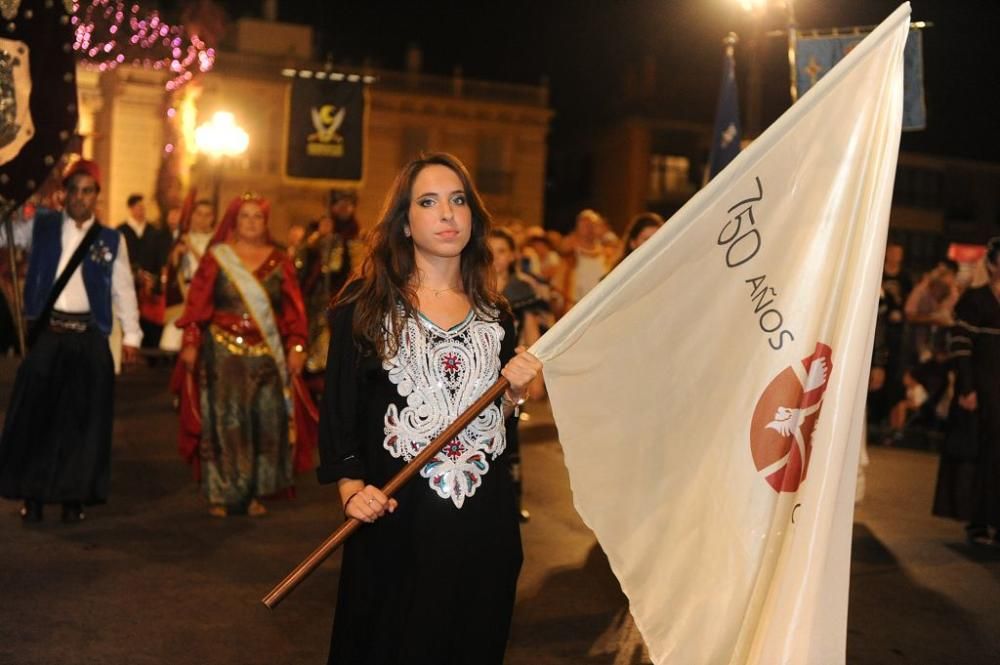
left=720, top=123, right=738, bottom=149
left=765, top=357, right=828, bottom=437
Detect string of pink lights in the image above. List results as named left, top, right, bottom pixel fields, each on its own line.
left=71, top=0, right=215, bottom=90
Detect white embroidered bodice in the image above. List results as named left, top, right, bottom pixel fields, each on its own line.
left=382, top=311, right=506, bottom=508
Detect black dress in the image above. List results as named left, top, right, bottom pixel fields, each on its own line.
left=317, top=298, right=522, bottom=665
left=948, top=285, right=1000, bottom=530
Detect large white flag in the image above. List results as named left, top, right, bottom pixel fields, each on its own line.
left=530, top=5, right=909, bottom=664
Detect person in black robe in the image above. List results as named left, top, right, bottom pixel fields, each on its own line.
left=0, top=160, right=142, bottom=523
left=870, top=241, right=912, bottom=433
left=949, top=238, right=1000, bottom=545
left=488, top=227, right=548, bottom=522
left=117, top=193, right=171, bottom=349
left=317, top=153, right=542, bottom=665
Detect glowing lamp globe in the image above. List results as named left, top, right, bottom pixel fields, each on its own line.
left=194, top=111, right=249, bottom=159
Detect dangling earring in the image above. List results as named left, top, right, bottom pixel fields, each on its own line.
left=403, top=226, right=411, bottom=238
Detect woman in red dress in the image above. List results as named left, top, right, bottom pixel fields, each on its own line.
left=175, top=194, right=310, bottom=517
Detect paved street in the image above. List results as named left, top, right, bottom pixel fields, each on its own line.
left=1, top=359, right=998, bottom=664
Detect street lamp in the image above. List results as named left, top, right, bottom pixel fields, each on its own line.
left=194, top=111, right=249, bottom=219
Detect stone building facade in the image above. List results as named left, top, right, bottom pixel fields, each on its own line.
left=76, top=18, right=552, bottom=239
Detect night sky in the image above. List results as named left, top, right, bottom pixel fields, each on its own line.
left=171, top=0, right=1000, bottom=217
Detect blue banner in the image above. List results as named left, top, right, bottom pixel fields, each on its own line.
left=795, top=29, right=925, bottom=130
left=707, top=46, right=742, bottom=180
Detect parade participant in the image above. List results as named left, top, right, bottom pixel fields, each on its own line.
left=298, top=189, right=360, bottom=380
left=118, top=193, right=171, bottom=349
left=301, top=213, right=352, bottom=376
left=173, top=199, right=216, bottom=287
left=160, top=199, right=215, bottom=352
left=489, top=228, right=546, bottom=352
left=614, top=212, right=664, bottom=269
left=287, top=221, right=307, bottom=253
left=562, top=208, right=609, bottom=309
left=317, top=153, right=542, bottom=664
left=175, top=194, right=310, bottom=518
left=489, top=227, right=547, bottom=522
left=286, top=220, right=308, bottom=281
left=904, top=261, right=960, bottom=363
left=163, top=205, right=182, bottom=243
left=871, top=241, right=912, bottom=432
left=0, top=159, right=142, bottom=523
left=950, top=237, right=1000, bottom=545
left=521, top=227, right=566, bottom=320
left=328, top=187, right=360, bottom=242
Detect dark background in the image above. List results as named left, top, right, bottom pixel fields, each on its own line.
left=168, top=0, right=1000, bottom=222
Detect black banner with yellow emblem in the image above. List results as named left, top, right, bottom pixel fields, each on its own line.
left=285, top=77, right=366, bottom=183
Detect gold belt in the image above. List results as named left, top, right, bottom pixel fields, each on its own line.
left=209, top=323, right=271, bottom=357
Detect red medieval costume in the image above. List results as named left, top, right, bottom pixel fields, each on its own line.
left=173, top=195, right=316, bottom=510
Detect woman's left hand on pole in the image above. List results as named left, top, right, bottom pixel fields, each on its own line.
left=339, top=479, right=398, bottom=524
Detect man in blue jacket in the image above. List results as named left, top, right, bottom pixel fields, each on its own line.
left=0, top=159, right=142, bottom=523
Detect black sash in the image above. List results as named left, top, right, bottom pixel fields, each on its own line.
left=27, top=222, right=103, bottom=347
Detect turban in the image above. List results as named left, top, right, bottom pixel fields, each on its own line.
left=62, top=158, right=102, bottom=190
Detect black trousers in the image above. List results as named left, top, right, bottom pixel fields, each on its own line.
left=0, top=327, right=114, bottom=504
left=140, top=317, right=163, bottom=349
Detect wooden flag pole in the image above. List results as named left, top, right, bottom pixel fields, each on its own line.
left=261, top=376, right=510, bottom=609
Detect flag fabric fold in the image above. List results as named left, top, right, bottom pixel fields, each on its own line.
left=530, top=4, right=910, bottom=664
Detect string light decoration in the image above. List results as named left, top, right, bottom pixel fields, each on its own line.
left=71, top=0, right=215, bottom=90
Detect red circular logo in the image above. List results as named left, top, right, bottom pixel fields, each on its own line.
left=750, top=343, right=833, bottom=493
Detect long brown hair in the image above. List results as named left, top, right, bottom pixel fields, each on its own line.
left=614, top=212, right=663, bottom=268
left=340, top=152, right=503, bottom=359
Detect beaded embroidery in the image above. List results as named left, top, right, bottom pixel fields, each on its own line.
left=383, top=311, right=505, bottom=508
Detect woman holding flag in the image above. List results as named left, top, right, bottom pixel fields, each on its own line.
left=317, top=153, right=541, bottom=664
left=175, top=194, right=313, bottom=517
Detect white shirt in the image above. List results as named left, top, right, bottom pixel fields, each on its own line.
left=54, top=213, right=143, bottom=347
left=572, top=249, right=606, bottom=303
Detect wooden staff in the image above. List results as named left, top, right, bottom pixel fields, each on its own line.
left=262, top=376, right=510, bottom=609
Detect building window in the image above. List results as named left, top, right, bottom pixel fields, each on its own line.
left=648, top=154, right=691, bottom=200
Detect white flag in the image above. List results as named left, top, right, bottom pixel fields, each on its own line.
left=530, top=4, right=909, bottom=664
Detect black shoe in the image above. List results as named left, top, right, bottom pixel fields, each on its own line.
left=61, top=502, right=85, bottom=524
left=20, top=500, right=43, bottom=523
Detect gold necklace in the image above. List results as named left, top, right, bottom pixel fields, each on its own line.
left=421, top=284, right=462, bottom=297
